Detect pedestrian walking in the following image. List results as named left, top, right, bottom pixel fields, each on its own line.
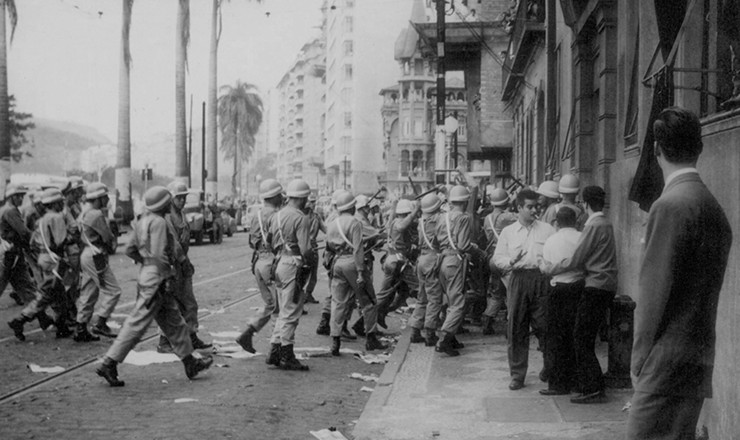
left=626, top=107, right=732, bottom=438
left=157, top=181, right=212, bottom=353
left=235, top=179, right=283, bottom=354
left=415, top=193, right=443, bottom=346
left=493, top=188, right=555, bottom=389
left=73, top=182, right=121, bottom=342
left=96, top=186, right=213, bottom=387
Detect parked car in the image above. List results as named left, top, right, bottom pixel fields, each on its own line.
left=184, top=191, right=223, bottom=245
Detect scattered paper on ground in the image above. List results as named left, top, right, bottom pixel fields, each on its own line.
left=360, top=386, right=374, bottom=393
left=174, top=398, right=198, bottom=403
left=209, top=331, right=242, bottom=338
left=310, top=428, right=349, bottom=440
left=294, top=347, right=362, bottom=359
left=122, top=350, right=179, bottom=366
left=247, top=288, right=258, bottom=293
left=213, top=339, right=236, bottom=345
left=622, top=401, right=631, bottom=412
left=353, top=353, right=390, bottom=364
left=28, top=364, right=65, bottom=374
left=213, top=344, right=262, bottom=359
left=107, top=321, right=122, bottom=329
left=349, top=372, right=379, bottom=382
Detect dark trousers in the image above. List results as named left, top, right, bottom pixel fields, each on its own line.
left=507, top=269, right=549, bottom=382
left=626, top=391, right=703, bottom=440
left=573, top=287, right=614, bottom=394
left=545, top=280, right=583, bottom=391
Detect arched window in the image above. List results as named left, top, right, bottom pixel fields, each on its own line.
left=412, top=150, right=424, bottom=174
left=401, top=150, right=410, bottom=176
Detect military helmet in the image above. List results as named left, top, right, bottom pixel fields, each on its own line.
left=420, top=193, right=442, bottom=213
left=285, top=179, right=311, bottom=198
left=489, top=188, right=510, bottom=207
left=40, top=188, right=64, bottom=205
left=85, top=182, right=109, bottom=201
left=536, top=180, right=559, bottom=199
left=355, top=195, right=369, bottom=209
left=396, top=199, right=413, bottom=215
left=448, top=185, right=470, bottom=202
left=5, top=183, right=28, bottom=199
left=558, top=174, right=580, bottom=194
left=63, top=176, right=84, bottom=194
left=336, top=192, right=356, bottom=212
left=331, top=189, right=347, bottom=206
left=167, top=181, right=189, bottom=197
left=144, top=186, right=172, bottom=212
left=259, top=179, right=283, bottom=199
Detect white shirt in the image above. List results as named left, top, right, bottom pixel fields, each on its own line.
left=663, top=167, right=698, bottom=189
left=493, top=219, right=555, bottom=271
left=542, top=227, right=583, bottom=286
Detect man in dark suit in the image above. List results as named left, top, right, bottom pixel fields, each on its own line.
left=626, top=107, right=732, bottom=439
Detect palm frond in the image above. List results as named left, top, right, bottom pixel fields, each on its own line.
left=217, top=81, right=263, bottom=162
left=6, top=0, right=17, bottom=43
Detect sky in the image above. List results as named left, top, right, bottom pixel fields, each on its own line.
left=9, top=0, right=324, bottom=143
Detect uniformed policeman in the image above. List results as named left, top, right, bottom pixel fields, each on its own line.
left=235, top=179, right=283, bottom=354
left=540, top=175, right=586, bottom=229
left=8, top=188, right=72, bottom=340
left=61, top=177, right=85, bottom=324
left=74, top=183, right=122, bottom=342
left=412, top=193, right=444, bottom=345
left=481, top=188, right=518, bottom=335
left=266, top=179, right=312, bottom=371
left=325, top=192, right=387, bottom=356
left=156, top=181, right=211, bottom=352
left=536, top=180, right=560, bottom=224
left=434, top=185, right=482, bottom=356
left=96, top=186, right=213, bottom=387
left=303, top=194, right=325, bottom=304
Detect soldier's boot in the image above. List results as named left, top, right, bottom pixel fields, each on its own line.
left=279, top=344, right=309, bottom=371
left=190, top=333, right=213, bottom=350
left=9, top=291, right=24, bottom=306
left=54, top=316, right=73, bottom=339
left=235, top=326, right=256, bottom=354
left=315, top=312, right=330, bottom=336
left=91, top=316, right=117, bottom=338
left=410, top=327, right=425, bottom=344
left=73, top=322, right=101, bottom=342
left=8, top=315, right=32, bottom=341
left=424, top=328, right=439, bottom=347
left=182, top=353, right=213, bottom=379
left=451, top=336, right=465, bottom=349
left=388, top=291, right=409, bottom=313
left=305, top=292, right=319, bottom=304
left=340, top=321, right=357, bottom=340
left=481, top=315, right=495, bottom=335
left=331, top=336, right=341, bottom=356
left=96, top=357, right=125, bottom=387
left=156, top=335, right=174, bottom=354
left=266, top=343, right=281, bottom=366
left=365, top=332, right=388, bottom=351
left=435, top=332, right=460, bottom=357
left=351, top=317, right=366, bottom=337
left=37, top=312, right=54, bottom=331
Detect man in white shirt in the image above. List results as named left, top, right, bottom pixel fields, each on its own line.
left=493, top=188, right=555, bottom=390
left=538, top=207, right=583, bottom=395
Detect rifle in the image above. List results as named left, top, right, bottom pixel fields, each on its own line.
left=367, top=186, right=387, bottom=204
left=413, top=184, right=445, bottom=200
left=408, top=176, right=419, bottom=197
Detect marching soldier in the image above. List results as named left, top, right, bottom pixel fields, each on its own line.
left=325, top=192, right=386, bottom=356
left=74, top=183, right=122, bottom=342
left=412, top=193, right=443, bottom=345
left=235, top=179, right=283, bottom=354
left=61, top=177, right=85, bottom=324
left=0, top=184, right=40, bottom=309
left=96, top=186, right=213, bottom=387
left=8, top=188, right=72, bottom=340
left=303, top=194, right=325, bottom=304
left=265, top=179, right=312, bottom=371
left=157, top=181, right=211, bottom=353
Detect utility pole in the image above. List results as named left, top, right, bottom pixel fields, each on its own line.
left=452, top=110, right=459, bottom=168
left=201, top=101, right=206, bottom=198
left=435, top=0, right=446, bottom=184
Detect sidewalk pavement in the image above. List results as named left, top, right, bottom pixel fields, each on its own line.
left=353, top=318, right=631, bottom=440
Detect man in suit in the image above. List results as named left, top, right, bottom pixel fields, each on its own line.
left=626, top=107, right=732, bottom=439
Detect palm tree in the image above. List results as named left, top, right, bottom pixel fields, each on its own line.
left=174, top=0, right=190, bottom=184
left=217, top=82, right=263, bottom=197
left=0, top=0, right=17, bottom=196
left=206, top=0, right=221, bottom=202
left=115, top=0, right=134, bottom=222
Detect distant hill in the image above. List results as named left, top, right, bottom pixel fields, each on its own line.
left=13, top=119, right=113, bottom=175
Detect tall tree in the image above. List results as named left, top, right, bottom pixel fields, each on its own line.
left=217, top=82, right=263, bottom=197
left=206, top=0, right=221, bottom=202
left=115, top=0, right=134, bottom=222
left=174, top=0, right=190, bottom=185
left=0, top=0, right=17, bottom=197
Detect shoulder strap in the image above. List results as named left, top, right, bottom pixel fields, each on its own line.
left=420, top=216, right=434, bottom=250
left=487, top=213, right=501, bottom=240
left=38, top=221, right=60, bottom=263
left=335, top=217, right=356, bottom=251
left=445, top=211, right=458, bottom=252
left=257, top=210, right=267, bottom=245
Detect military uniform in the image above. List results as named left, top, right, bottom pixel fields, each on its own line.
left=247, top=204, right=280, bottom=333
left=304, top=208, right=325, bottom=301
left=481, top=207, right=518, bottom=327
left=0, top=201, right=37, bottom=305
left=377, top=211, right=419, bottom=321
left=415, top=212, right=443, bottom=341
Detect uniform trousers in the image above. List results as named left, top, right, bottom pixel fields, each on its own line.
left=545, top=280, right=583, bottom=391
left=507, top=269, right=549, bottom=382
left=159, top=259, right=199, bottom=339
left=438, top=254, right=466, bottom=334
left=0, top=250, right=38, bottom=305
left=412, top=252, right=441, bottom=331
left=106, top=265, right=193, bottom=362
left=270, top=255, right=306, bottom=346
left=21, top=254, right=68, bottom=320
left=573, top=287, right=614, bottom=394
left=304, top=249, right=319, bottom=296
left=77, top=247, right=122, bottom=324
left=483, top=274, right=507, bottom=320
left=377, top=254, right=418, bottom=311
left=247, top=254, right=278, bottom=332
left=330, top=256, right=378, bottom=336
left=62, top=247, right=81, bottom=321
left=626, top=391, right=703, bottom=440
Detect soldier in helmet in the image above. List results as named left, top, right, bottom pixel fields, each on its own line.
left=480, top=188, right=518, bottom=335
left=235, top=179, right=283, bottom=354
left=265, top=179, right=313, bottom=371
left=536, top=180, right=560, bottom=225
left=541, top=174, right=586, bottom=229
left=325, top=191, right=387, bottom=356
left=433, top=185, right=484, bottom=356
left=61, top=176, right=85, bottom=326
left=157, top=181, right=212, bottom=353
left=73, top=182, right=122, bottom=342
left=8, top=188, right=72, bottom=340
left=96, top=186, right=213, bottom=387
left=302, top=194, right=325, bottom=304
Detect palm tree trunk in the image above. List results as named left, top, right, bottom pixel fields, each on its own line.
left=174, top=0, right=189, bottom=183
left=0, top=1, right=11, bottom=195
left=115, top=0, right=133, bottom=222
left=231, top=123, right=238, bottom=196
left=206, top=0, right=219, bottom=201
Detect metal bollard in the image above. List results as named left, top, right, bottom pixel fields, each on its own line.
left=605, top=294, right=635, bottom=389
